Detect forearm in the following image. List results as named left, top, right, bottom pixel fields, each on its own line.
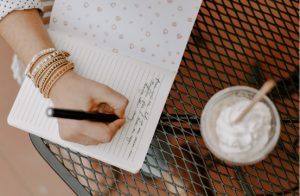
left=0, top=8, right=74, bottom=99
left=0, top=9, right=54, bottom=69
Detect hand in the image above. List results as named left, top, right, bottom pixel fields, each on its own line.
left=49, top=70, right=129, bottom=145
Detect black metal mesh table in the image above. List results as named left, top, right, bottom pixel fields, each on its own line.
left=30, top=0, right=299, bottom=195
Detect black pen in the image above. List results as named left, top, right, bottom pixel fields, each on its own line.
left=46, top=108, right=119, bottom=122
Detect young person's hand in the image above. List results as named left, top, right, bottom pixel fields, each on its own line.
left=49, top=70, right=129, bottom=145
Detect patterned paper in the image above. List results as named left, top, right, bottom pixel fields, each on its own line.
left=50, top=0, right=202, bottom=72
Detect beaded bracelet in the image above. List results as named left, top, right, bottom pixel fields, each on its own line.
left=43, top=63, right=75, bottom=98
left=37, top=59, right=69, bottom=90
left=27, top=50, right=70, bottom=82
left=26, top=48, right=74, bottom=98
left=32, top=56, right=67, bottom=86
left=40, top=60, right=70, bottom=93
left=32, top=51, right=70, bottom=87
left=25, top=48, right=56, bottom=78
left=31, top=55, right=67, bottom=79
left=29, top=50, right=70, bottom=79
left=33, top=58, right=66, bottom=87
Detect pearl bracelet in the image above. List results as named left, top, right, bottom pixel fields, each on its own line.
left=25, top=48, right=56, bottom=78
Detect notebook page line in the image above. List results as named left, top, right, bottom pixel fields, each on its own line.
left=98, top=57, right=110, bottom=84
left=11, top=79, right=29, bottom=118
left=89, top=54, right=101, bottom=81
left=84, top=51, right=98, bottom=79
left=92, top=55, right=105, bottom=81
left=79, top=50, right=92, bottom=77
left=110, top=61, right=124, bottom=91
left=13, top=79, right=30, bottom=119
left=104, top=59, right=118, bottom=89
left=76, top=49, right=87, bottom=76
left=78, top=50, right=92, bottom=78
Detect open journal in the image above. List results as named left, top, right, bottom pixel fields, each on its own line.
left=8, top=0, right=202, bottom=173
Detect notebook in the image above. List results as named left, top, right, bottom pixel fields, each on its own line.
left=8, top=0, right=202, bottom=173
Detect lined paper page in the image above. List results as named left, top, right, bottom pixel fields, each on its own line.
left=8, top=30, right=175, bottom=173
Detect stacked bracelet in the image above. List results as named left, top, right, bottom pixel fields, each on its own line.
left=39, top=59, right=70, bottom=93
left=40, top=59, right=70, bottom=93
left=43, top=63, right=75, bottom=98
left=32, top=50, right=70, bottom=86
left=31, top=53, right=68, bottom=79
left=25, top=48, right=56, bottom=78
left=25, top=48, right=74, bottom=98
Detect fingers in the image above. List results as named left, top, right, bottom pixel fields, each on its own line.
left=82, top=119, right=126, bottom=143
left=107, top=119, right=127, bottom=137
left=70, top=134, right=101, bottom=146
left=58, top=126, right=101, bottom=146
left=94, top=85, right=129, bottom=118
left=57, top=107, right=126, bottom=145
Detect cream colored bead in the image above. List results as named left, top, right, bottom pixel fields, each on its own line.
left=25, top=48, right=56, bottom=77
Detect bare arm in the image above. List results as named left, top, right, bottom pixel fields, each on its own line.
left=0, top=9, right=54, bottom=69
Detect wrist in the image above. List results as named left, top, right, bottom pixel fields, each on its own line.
left=49, top=70, right=78, bottom=103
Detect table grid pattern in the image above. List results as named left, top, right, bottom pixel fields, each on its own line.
left=41, top=0, right=299, bottom=195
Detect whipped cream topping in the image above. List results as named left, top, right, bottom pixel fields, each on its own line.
left=216, top=100, right=271, bottom=154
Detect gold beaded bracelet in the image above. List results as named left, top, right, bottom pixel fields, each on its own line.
left=31, top=55, right=67, bottom=79
left=33, top=58, right=66, bottom=88
left=26, top=48, right=74, bottom=98
left=43, top=63, right=75, bottom=98
left=25, top=48, right=56, bottom=78
left=40, top=60, right=70, bottom=94
left=32, top=55, right=69, bottom=87
left=31, top=50, right=69, bottom=83
left=38, top=59, right=69, bottom=90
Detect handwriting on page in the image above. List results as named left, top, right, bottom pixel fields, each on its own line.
left=125, top=75, right=163, bottom=160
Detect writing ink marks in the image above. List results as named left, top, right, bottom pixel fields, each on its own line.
left=127, top=150, right=132, bottom=160
left=126, top=135, right=132, bottom=144
left=128, top=137, right=138, bottom=159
